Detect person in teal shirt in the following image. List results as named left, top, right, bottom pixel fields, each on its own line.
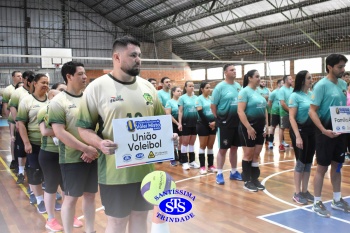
left=165, top=86, right=182, bottom=166
left=237, top=69, right=267, bottom=192
left=211, top=64, right=242, bottom=185
left=267, top=79, right=283, bottom=149
left=278, top=75, right=294, bottom=151
left=196, top=82, right=216, bottom=175
left=157, top=77, right=171, bottom=107
left=288, top=70, right=315, bottom=205
left=309, top=54, right=349, bottom=217
left=178, top=81, right=199, bottom=170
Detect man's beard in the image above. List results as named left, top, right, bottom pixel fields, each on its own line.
left=122, top=66, right=140, bottom=76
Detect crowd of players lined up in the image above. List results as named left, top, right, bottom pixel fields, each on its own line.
left=0, top=41, right=349, bottom=233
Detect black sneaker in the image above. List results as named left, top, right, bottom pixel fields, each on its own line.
left=252, top=179, right=265, bottom=190
left=16, top=173, right=25, bottom=184
left=244, top=181, right=258, bottom=192
left=331, top=198, right=350, bottom=213
left=10, top=160, right=18, bottom=170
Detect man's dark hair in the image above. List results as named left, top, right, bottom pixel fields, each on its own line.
left=343, top=71, right=350, bottom=77
left=161, top=77, right=170, bottom=83
left=326, top=54, right=348, bottom=73
left=283, top=75, right=289, bottom=83
left=22, top=71, right=35, bottom=80
left=223, top=63, right=235, bottom=71
left=12, top=71, right=21, bottom=77
left=277, top=79, right=283, bottom=85
left=148, top=78, right=156, bottom=83
left=112, top=36, right=140, bottom=53
left=61, top=61, right=84, bottom=84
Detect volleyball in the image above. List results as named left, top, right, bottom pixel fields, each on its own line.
left=140, top=171, right=176, bottom=205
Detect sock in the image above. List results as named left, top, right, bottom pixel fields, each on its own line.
left=217, top=169, right=223, bottom=174
left=180, top=153, right=188, bottom=163
left=181, top=145, right=188, bottom=153
left=151, top=222, right=170, bottom=233
left=199, top=148, right=205, bottom=167
left=36, top=195, right=44, bottom=204
left=188, top=145, right=194, bottom=153
left=177, top=150, right=181, bottom=162
left=269, top=134, right=274, bottom=143
left=333, top=192, right=341, bottom=202
left=314, top=196, right=321, bottom=205
left=241, top=160, right=252, bottom=182
left=251, top=162, right=259, bottom=167
left=174, top=149, right=179, bottom=161
left=189, top=152, right=195, bottom=163
left=18, top=166, right=25, bottom=174
left=231, top=168, right=237, bottom=174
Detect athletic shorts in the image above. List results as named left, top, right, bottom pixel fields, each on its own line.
left=315, top=128, right=347, bottom=166
left=280, top=115, right=290, bottom=129
left=100, top=182, right=153, bottom=218
left=172, top=123, right=181, bottom=136
left=267, top=113, right=271, bottom=126
left=27, top=144, right=41, bottom=168
left=217, top=127, right=240, bottom=149
left=289, top=125, right=315, bottom=164
left=181, top=126, right=196, bottom=136
left=38, top=150, right=64, bottom=194
left=196, top=121, right=216, bottom=136
left=15, top=130, right=26, bottom=158
left=238, top=121, right=265, bottom=147
left=271, top=114, right=280, bottom=127
left=60, top=161, right=98, bottom=197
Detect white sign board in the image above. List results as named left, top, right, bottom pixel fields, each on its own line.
left=330, top=106, right=350, bottom=133
left=112, top=115, right=174, bottom=168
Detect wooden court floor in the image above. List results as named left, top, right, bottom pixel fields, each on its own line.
left=0, top=123, right=350, bottom=233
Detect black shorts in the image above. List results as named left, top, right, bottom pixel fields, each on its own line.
left=315, top=128, right=347, bottom=166
left=172, top=123, right=181, bottom=136
left=60, top=161, right=98, bottom=197
left=271, top=114, right=280, bottom=127
left=181, top=126, right=196, bottom=136
left=218, top=127, right=240, bottom=149
left=289, top=125, right=315, bottom=164
left=100, top=182, right=153, bottom=218
left=280, top=115, right=290, bottom=129
left=267, top=113, right=271, bottom=126
left=39, top=150, right=64, bottom=194
left=238, top=122, right=265, bottom=147
left=27, top=144, right=41, bottom=168
left=15, top=130, right=26, bottom=158
left=196, top=121, right=216, bottom=136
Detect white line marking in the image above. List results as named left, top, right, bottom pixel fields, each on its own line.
left=256, top=216, right=303, bottom=233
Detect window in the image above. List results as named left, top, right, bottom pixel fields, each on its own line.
left=295, top=57, right=321, bottom=74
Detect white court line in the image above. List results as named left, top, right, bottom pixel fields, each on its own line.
left=0, top=150, right=10, bottom=152
left=256, top=216, right=303, bottom=233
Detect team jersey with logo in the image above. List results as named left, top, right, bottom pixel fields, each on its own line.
left=211, top=81, right=241, bottom=128
left=157, top=89, right=171, bottom=107
left=76, top=74, right=164, bottom=185
left=289, top=91, right=313, bottom=125
left=2, top=84, right=15, bottom=103
left=257, top=86, right=271, bottom=113
left=238, top=86, right=267, bottom=122
left=16, top=94, right=49, bottom=145
left=7, top=100, right=15, bottom=124
left=165, top=99, right=179, bottom=120
left=178, top=94, right=198, bottom=127
left=269, top=89, right=280, bottom=115
left=37, top=104, right=58, bottom=153
left=9, top=86, right=30, bottom=110
left=48, top=91, right=84, bottom=163
left=311, top=77, right=346, bottom=129
left=195, top=95, right=215, bottom=122
left=278, top=86, right=294, bottom=116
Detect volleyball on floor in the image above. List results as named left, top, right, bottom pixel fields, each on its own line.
left=140, top=171, right=176, bottom=205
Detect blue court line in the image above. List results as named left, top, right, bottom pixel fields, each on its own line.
left=0, top=119, right=8, bottom=127
left=258, top=197, right=350, bottom=232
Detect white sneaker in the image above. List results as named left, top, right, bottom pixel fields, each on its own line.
left=208, top=165, right=218, bottom=173
left=189, top=161, right=200, bottom=169
left=282, top=141, right=290, bottom=147
left=199, top=167, right=207, bottom=175
left=182, top=163, right=190, bottom=170
left=268, top=142, right=273, bottom=149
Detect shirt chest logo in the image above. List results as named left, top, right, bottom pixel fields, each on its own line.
left=110, top=95, right=124, bottom=103
left=143, top=93, right=153, bottom=105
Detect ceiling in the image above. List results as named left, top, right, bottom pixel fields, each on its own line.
left=78, top=0, right=350, bottom=62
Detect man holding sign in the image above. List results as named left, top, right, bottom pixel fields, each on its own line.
left=76, top=36, right=168, bottom=233
left=309, top=54, right=350, bottom=217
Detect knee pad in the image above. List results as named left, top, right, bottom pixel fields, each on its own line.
left=304, top=163, right=312, bottom=172
left=295, top=160, right=305, bottom=173
left=27, top=167, right=43, bottom=185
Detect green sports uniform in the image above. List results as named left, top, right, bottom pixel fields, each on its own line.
left=76, top=74, right=164, bottom=185
left=37, top=104, right=58, bottom=153
left=165, top=99, right=179, bottom=120
left=7, top=100, right=15, bottom=124
left=278, top=86, right=294, bottom=116
left=157, top=89, right=171, bottom=107
left=269, top=89, right=280, bottom=115
left=257, top=86, right=271, bottom=113
left=311, top=77, right=347, bottom=129
left=178, top=94, right=198, bottom=127
left=2, top=84, right=15, bottom=104
left=211, top=81, right=241, bottom=128
left=9, top=86, right=30, bottom=110
left=238, top=86, right=267, bottom=123
left=195, top=95, right=215, bottom=122
left=288, top=91, right=313, bottom=125
left=16, top=94, right=49, bottom=145
left=48, top=91, right=84, bottom=164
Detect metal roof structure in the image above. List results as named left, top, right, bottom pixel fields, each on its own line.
left=80, top=0, right=350, bottom=62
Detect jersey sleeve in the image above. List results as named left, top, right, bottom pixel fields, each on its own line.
left=195, top=97, right=203, bottom=108
left=288, top=93, right=298, bottom=108
left=16, top=98, right=29, bottom=123
left=237, top=89, right=248, bottom=103
left=153, top=91, right=165, bottom=116
left=9, top=91, right=20, bottom=109
left=48, top=98, right=66, bottom=125
left=278, top=88, right=285, bottom=101
left=310, top=82, right=324, bottom=107
left=37, top=106, right=48, bottom=125
left=76, top=89, right=99, bottom=130
left=178, top=96, right=185, bottom=106
left=211, top=85, right=221, bottom=106
left=2, top=87, right=11, bottom=103
left=165, top=100, right=172, bottom=110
